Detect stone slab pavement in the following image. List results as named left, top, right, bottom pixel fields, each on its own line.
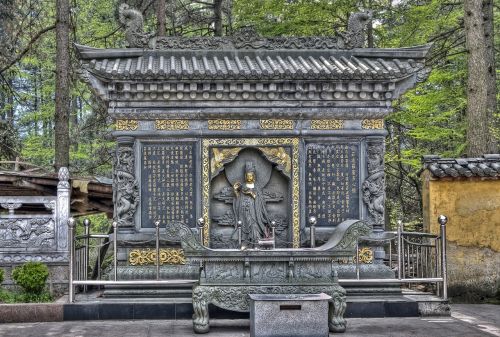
left=0, top=304, right=497, bottom=337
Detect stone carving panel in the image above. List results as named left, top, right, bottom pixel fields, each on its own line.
left=141, top=143, right=196, bottom=228
left=114, top=145, right=139, bottom=229
left=305, top=143, right=360, bottom=227
left=209, top=148, right=290, bottom=248
left=204, top=262, right=244, bottom=281
left=202, top=138, right=300, bottom=247
left=362, top=141, right=385, bottom=225
left=0, top=218, right=55, bottom=248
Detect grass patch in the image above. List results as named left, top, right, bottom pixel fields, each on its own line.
left=0, top=288, right=53, bottom=303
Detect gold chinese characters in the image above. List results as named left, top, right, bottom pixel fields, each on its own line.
left=116, top=119, right=139, bottom=131
left=208, top=120, right=241, bottom=130
left=311, top=120, right=344, bottom=130
left=155, top=120, right=189, bottom=130
left=361, top=119, right=384, bottom=129
left=260, top=119, right=294, bottom=130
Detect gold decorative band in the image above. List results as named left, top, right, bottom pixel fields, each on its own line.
left=116, top=119, right=139, bottom=131
left=129, top=248, right=186, bottom=265
left=361, top=119, right=384, bottom=129
left=155, top=119, right=189, bottom=130
left=310, top=119, right=344, bottom=130
left=260, top=119, right=294, bottom=130
left=208, top=119, right=241, bottom=130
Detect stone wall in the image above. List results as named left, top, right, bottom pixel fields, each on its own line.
left=0, top=263, right=68, bottom=297
left=422, top=171, right=500, bottom=301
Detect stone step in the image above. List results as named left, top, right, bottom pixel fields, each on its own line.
left=102, top=285, right=194, bottom=299
left=66, top=291, right=449, bottom=320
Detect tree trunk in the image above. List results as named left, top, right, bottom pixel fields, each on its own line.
left=157, top=0, right=166, bottom=37
left=464, top=0, right=497, bottom=156
left=54, top=0, right=71, bottom=171
left=482, top=0, right=498, bottom=153
left=367, top=0, right=374, bottom=48
left=214, top=0, right=223, bottom=37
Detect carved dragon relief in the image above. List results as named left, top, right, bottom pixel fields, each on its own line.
left=0, top=218, right=55, bottom=248
left=362, top=142, right=385, bottom=225
left=113, top=145, right=139, bottom=229
left=118, top=4, right=371, bottom=50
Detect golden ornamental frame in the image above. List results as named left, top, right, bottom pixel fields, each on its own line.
left=202, top=138, right=300, bottom=248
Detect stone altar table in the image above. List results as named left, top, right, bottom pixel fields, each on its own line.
left=166, top=219, right=371, bottom=333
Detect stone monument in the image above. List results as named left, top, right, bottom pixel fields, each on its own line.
left=76, top=5, right=431, bottom=283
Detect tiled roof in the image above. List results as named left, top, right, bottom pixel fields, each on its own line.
left=76, top=44, right=430, bottom=82
left=422, top=154, right=500, bottom=178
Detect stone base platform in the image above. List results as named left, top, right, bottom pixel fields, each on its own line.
left=62, top=289, right=449, bottom=321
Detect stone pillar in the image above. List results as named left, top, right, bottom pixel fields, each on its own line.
left=113, top=136, right=139, bottom=233
left=362, top=138, right=386, bottom=263
left=56, top=167, right=70, bottom=253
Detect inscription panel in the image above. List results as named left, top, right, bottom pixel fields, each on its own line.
left=305, top=143, right=360, bottom=227
left=141, top=143, right=196, bottom=228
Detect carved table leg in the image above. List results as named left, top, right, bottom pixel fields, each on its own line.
left=192, top=286, right=210, bottom=334
left=328, top=288, right=347, bottom=333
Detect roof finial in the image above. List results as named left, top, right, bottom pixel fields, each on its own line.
left=340, top=11, right=373, bottom=49
left=118, top=3, right=147, bottom=48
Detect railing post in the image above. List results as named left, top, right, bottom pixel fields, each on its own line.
left=155, top=220, right=161, bottom=280
left=397, top=220, right=402, bottom=280
left=237, top=220, right=242, bottom=247
left=355, top=239, right=360, bottom=280
left=271, top=221, right=276, bottom=249
left=197, top=217, right=205, bottom=245
left=83, top=218, right=91, bottom=292
left=67, top=217, right=75, bottom=303
left=309, top=216, right=317, bottom=248
left=438, top=215, right=448, bottom=300
left=57, top=167, right=70, bottom=253
left=113, top=221, right=118, bottom=281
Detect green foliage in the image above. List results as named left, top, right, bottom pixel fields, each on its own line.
left=0, top=268, right=4, bottom=285
left=0, top=288, right=52, bottom=304
left=1, top=0, right=498, bottom=226
left=12, top=262, right=49, bottom=295
left=233, top=0, right=352, bottom=36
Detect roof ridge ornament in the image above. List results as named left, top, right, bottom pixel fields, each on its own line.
left=117, top=3, right=371, bottom=50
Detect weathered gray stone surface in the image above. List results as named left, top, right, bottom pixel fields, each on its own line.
left=250, top=293, right=331, bottom=337
left=0, top=305, right=498, bottom=336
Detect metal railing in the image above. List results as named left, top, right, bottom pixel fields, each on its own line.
left=350, top=215, right=448, bottom=300
left=67, top=215, right=448, bottom=302
left=68, top=218, right=198, bottom=302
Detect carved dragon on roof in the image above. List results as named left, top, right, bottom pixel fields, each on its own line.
left=118, top=3, right=372, bottom=50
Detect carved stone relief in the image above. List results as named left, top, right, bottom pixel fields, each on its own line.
left=0, top=218, right=55, bottom=248
left=192, top=284, right=347, bottom=333
left=362, top=141, right=385, bottom=225
left=113, top=145, right=139, bottom=229
left=209, top=148, right=291, bottom=248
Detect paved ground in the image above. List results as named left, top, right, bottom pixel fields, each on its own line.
left=0, top=304, right=498, bottom=337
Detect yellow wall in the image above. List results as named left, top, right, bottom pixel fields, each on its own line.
left=422, top=171, right=500, bottom=252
